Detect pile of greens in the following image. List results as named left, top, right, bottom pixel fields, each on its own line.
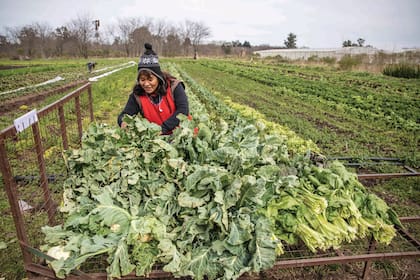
left=42, top=111, right=398, bottom=279
left=41, top=109, right=400, bottom=279
left=42, top=115, right=279, bottom=279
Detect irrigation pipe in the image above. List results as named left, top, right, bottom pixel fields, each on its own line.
left=0, top=61, right=136, bottom=96
left=88, top=61, right=136, bottom=82
left=91, top=61, right=137, bottom=73
left=0, top=76, right=65, bottom=96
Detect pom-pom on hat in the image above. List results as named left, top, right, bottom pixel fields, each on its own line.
left=137, top=43, right=165, bottom=84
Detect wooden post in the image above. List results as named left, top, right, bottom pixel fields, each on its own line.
left=0, top=139, right=33, bottom=264
left=58, top=106, right=68, bottom=150
left=75, top=96, right=83, bottom=142
left=32, top=122, right=56, bottom=224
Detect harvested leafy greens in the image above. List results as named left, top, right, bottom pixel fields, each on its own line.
left=41, top=103, right=400, bottom=279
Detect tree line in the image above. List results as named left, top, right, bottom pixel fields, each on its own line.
left=0, top=14, right=259, bottom=59
left=0, top=13, right=371, bottom=60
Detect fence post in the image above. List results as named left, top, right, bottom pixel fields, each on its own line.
left=32, top=122, right=56, bottom=224
left=58, top=106, right=69, bottom=150
left=75, top=96, right=83, bottom=142
left=0, top=139, right=33, bottom=264
left=88, top=83, right=94, bottom=122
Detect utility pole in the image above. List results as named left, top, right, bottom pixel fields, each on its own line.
left=93, top=20, right=100, bottom=39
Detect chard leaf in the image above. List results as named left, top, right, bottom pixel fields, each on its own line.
left=92, top=189, right=132, bottom=232
left=219, top=250, right=251, bottom=280
left=132, top=242, right=159, bottom=276
left=41, top=225, right=73, bottom=244
left=224, top=178, right=242, bottom=209
left=227, top=220, right=252, bottom=246
left=158, top=239, right=188, bottom=274
left=248, top=217, right=277, bottom=272
left=238, top=176, right=265, bottom=208
left=107, top=238, right=135, bottom=278
left=178, top=192, right=207, bottom=208
left=185, top=247, right=220, bottom=280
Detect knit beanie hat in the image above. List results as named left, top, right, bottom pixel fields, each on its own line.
left=137, top=43, right=165, bottom=85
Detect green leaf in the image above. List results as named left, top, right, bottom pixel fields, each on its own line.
left=219, top=251, right=251, bottom=280
left=178, top=192, right=207, bottom=208
left=248, top=217, right=277, bottom=272
left=92, top=187, right=132, bottom=232
left=227, top=219, right=252, bottom=246
left=185, top=247, right=220, bottom=280
left=159, top=239, right=188, bottom=274
left=132, top=242, right=159, bottom=276
left=107, top=238, right=136, bottom=278
left=238, top=175, right=266, bottom=208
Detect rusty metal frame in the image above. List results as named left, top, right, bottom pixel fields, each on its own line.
left=260, top=217, right=420, bottom=280
left=328, top=156, right=420, bottom=180
left=357, top=168, right=419, bottom=179
left=17, top=216, right=420, bottom=280
left=0, top=82, right=93, bottom=277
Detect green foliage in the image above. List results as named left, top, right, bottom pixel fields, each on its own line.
left=284, top=33, right=297, bottom=49
left=321, top=56, right=336, bottom=65
left=172, top=58, right=419, bottom=161
left=39, top=64, right=401, bottom=278
left=2, top=58, right=419, bottom=279
left=338, top=55, right=363, bottom=70
left=41, top=114, right=281, bottom=279
left=41, top=112, right=400, bottom=279
left=382, top=63, right=420, bottom=79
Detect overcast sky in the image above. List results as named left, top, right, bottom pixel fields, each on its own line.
left=0, top=0, right=419, bottom=51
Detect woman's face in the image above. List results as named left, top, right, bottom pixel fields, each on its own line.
left=139, top=72, right=159, bottom=94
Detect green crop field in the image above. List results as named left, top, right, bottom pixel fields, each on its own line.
left=0, top=57, right=419, bottom=279
left=171, top=58, right=419, bottom=161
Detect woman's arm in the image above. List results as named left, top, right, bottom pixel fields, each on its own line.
left=117, top=93, right=141, bottom=127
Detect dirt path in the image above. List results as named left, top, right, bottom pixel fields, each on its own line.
left=0, top=80, right=86, bottom=116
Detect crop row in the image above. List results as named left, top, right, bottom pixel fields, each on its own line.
left=189, top=59, right=419, bottom=131
left=171, top=59, right=419, bottom=163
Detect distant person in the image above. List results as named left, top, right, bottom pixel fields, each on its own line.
left=87, top=62, right=96, bottom=73
left=117, top=43, right=189, bottom=135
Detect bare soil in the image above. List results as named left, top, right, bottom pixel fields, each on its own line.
left=0, top=80, right=86, bottom=116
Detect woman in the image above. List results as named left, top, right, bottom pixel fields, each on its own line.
left=117, top=43, right=189, bottom=134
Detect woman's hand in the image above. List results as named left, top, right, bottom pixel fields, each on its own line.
left=121, top=122, right=128, bottom=129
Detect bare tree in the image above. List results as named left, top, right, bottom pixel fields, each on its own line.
left=112, top=17, right=140, bottom=57
left=18, top=25, right=39, bottom=58
left=112, top=17, right=157, bottom=57
left=0, top=34, right=12, bottom=57
left=68, top=14, right=95, bottom=58
left=4, top=26, right=20, bottom=45
left=33, top=22, right=52, bottom=58
left=152, top=19, right=168, bottom=54
left=178, top=22, right=192, bottom=56
left=131, top=26, right=153, bottom=57
left=164, top=26, right=182, bottom=56
left=54, top=26, right=71, bottom=56
left=183, top=20, right=211, bottom=59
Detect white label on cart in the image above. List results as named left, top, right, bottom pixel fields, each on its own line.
left=14, top=109, right=38, bottom=132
